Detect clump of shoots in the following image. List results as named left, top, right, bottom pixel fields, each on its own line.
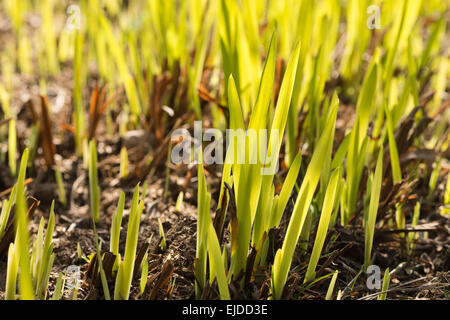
left=114, top=184, right=144, bottom=300
left=272, top=97, right=338, bottom=299
left=31, top=201, right=56, bottom=299
left=13, top=148, right=35, bottom=299
left=99, top=14, right=141, bottom=118
left=343, top=59, right=378, bottom=223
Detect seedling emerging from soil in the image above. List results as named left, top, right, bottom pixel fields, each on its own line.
left=31, top=201, right=55, bottom=299
left=325, top=271, right=339, bottom=300
left=378, top=269, right=391, bottom=300
left=77, top=242, right=83, bottom=260
left=139, top=241, right=150, bottom=296
left=51, top=273, right=64, bottom=300
left=158, top=218, right=166, bottom=252
left=114, top=184, right=144, bottom=300
left=272, top=98, right=338, bottom=299
left=13, top=148, right=34, bottom=300
left=4, top=160, right=47, bottom=300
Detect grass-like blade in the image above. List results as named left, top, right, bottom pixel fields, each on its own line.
left=364, top=150, right=383, bottom=269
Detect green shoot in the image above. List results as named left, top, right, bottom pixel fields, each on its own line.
left=110, top=191, right=125, bottom=267
left=8, top=118, right=17, bottom=176
left=325, top=271, right=339, bottom=300
left=443, top=174, right=450, bottom=214
left=378, top=268, right=391, bottom=300
left=14, top=148, right=35, bottom=299
left=77, top=242, right=83, bottom=260
left=384, top=102, right=402, bottom=184
left=0, top=185, right=16, bottom=242
left=99, top=14, right=141, bottom=118
left=120, top=146, right=128, bottom=180
left=175, top=191, right=184, bottom=212
left=158, top=218, right=166, bottom=252
left=207, top=223, right=231, bottom=300
left=408, top=202, right=421, bottom=253
left=428, top=159, right=441, bottom=200
left=31, top=201, right=56, bottom=299
left=364, top=150, right=383, bottom=270
left=195, top=147, right=210, bottom=298
left=272, top=99, right=338, bottom=299
left=139, top=249, right=149, bottom=296
left=5, top=243, right=19, bottom=300
left=114, top=184, right=143, bottom=300
left=88, top=140, right=100, bottom=223
left=51, top=272, right=64, bottom=300
left=304, top=167, right=341, bottom=282
left=73, top=31, right=86, bottom=156
left=54, top=167, right=66, bottom=206
left=197, top=147, right=230, bottom=299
